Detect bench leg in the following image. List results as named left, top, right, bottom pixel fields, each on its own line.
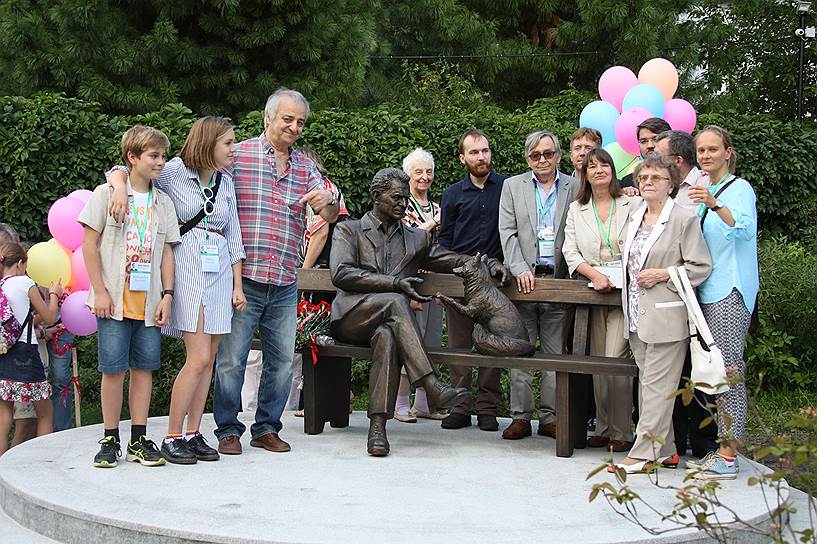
left=556, top=372, right=573, bottom=457
left=302, top=351, right=352, bottom=435
left=571, top=374, right=590, bottom=450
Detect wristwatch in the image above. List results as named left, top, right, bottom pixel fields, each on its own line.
left=161, top=289, right=175, bottom=298
left=711, top=199, right=724, bottom=211
left=328, top=192, right=337, bottom=207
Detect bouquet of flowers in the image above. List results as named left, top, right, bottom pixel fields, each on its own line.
left=295, top=299, right=333, bottom=363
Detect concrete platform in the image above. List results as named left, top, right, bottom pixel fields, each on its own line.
left=0, top=412, right=792, bottom=544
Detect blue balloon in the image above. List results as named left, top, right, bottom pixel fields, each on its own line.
left=578, top=100, right=619, bottom=146
left=621, top=84, right=665, bottom=118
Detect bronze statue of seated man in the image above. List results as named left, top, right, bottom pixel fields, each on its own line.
left=329, top=167, right=508, bottom=456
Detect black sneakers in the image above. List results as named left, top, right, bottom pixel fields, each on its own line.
left=186, top=433, right=220, bottom=462
left=126, top=436, right=166, bottom=467
left=160, top=438, right=198, bottom=465
left=93, top=436, right=122, bottom=468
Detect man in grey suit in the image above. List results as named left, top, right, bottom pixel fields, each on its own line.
left=498, top=130, right=579, bottom=440
left=330, top=167, right=508, bottom=456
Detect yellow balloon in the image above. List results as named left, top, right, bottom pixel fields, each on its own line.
left=27, top=241, right=72, bottom=287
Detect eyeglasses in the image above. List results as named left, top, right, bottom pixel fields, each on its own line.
left=636, top=174, right=671, bottom=185
left=638, top=136, right=658, bottom=145
left=528, top=150, right=557, bottom=162
left=200, top=186, right=215, bottom=216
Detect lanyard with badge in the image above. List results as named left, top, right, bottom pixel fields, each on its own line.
left=590, top=197, right=623, bottom=288
left=129, top=188, right=152, bottom=291
left=535, top=180, right=557, bottom=258
left=199, top=173, right=220, bottom=273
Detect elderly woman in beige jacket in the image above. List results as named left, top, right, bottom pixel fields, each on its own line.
left=563, top=148, right=635, bottom=453
left=609, top=155, right=712, bottom=475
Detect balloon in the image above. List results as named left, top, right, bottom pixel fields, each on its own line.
left=26, top=242, right=71, bottom=288
left=614, top=107, right=652, bottom=156
left=48, top=197, right=85, bottom=250
left=68, top=247, right=90, bottom=291
left=61, top=290, right=96, bottom=336
left=663, top=98, right=697, bottom=133
left=578, top=100, right=620, bottom=146
left=68, top=189, right=93, bottom=204
left=638, top=58, right=679, bottom=101
left=604, top=142, right=641, bottom=179
left=598, top=66, right=638, bottom=112
left=622, top=84, right=665, bottom=118
left=48, top=238, right=72, bottom=258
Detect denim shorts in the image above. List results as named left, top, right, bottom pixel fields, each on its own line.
left=96, top=317, right=161, bottom=374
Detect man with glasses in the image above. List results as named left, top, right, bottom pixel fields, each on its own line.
left=620, top=117, right=671, bottom=188
left=498, top=130, right=579, bottom=440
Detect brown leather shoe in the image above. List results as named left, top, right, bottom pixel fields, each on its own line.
left=588, top=435, right=610, bottom=448
left=502, top=419, right=532, bottom=440
left=218, top=435, right=242, bottom=455
left=537, top=421, right=557, bottom=438
left=250, top=432, right=291, bottom=453
left=610, top=440, right=634, bottom=453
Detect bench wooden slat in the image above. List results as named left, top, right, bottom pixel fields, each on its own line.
left=314, top=344, right=637, bottom=376
left=296, top=268, right=622, bottom=306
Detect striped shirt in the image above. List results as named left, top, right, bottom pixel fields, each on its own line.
left=230, top=133, right=324, bottom=286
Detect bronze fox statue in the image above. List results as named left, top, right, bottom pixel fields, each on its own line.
left=437, top=253, right=535, bottom=357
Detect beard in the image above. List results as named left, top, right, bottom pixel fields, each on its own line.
left=467, top=160, right=491, bottom=177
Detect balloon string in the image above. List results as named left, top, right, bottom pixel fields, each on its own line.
left=618, top=156, right=641, bottom=179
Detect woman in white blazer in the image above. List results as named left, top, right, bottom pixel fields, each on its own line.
left=563, top=148, right=635, bottom=452
left=609, top=155, right=712, bottom=474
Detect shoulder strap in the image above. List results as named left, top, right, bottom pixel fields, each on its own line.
left=669, top=265, right=716, bottom=347
left=179, top=172, right=223, bottom=237
left=700, top=175, right=737, bottom=226
left=20, top=309, right=33, bottom=343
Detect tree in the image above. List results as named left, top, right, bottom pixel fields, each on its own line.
left=0, top=0, right=378, bottom=116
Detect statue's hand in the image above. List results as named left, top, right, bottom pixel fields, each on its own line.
left=397, top=277, right=432, bottom=303
left=487, top=258, right=511, bottom=286
left=435, top=292, right=455, bottom=306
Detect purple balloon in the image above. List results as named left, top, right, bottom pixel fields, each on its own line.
left=48, top=197, right=85, bottom=250
left=614, top=107, right=652, bottom=156
left=61, top=290, right=97, bottom=336
left=68, top=189, right=93, bottom=204
left=598, top=66, right=638, bottom=112
left=663, top=98, right=697, bottom=133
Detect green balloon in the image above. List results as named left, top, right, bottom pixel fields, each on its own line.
left=604, top=142, right=641, bottom=179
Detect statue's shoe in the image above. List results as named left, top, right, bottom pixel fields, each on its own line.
left=367, top=418, right=390, bottom=457
left=425, top=381, right=469, bottom=411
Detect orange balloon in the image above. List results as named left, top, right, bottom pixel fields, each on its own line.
left=637, top=58, right=679, bottom=101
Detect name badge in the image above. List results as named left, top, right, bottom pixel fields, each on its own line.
left=537, top=227, right=555, bottom=258
left=201, top=243, right=219, bottom=273
left=589, top=260, right=623, bottom=289
left=129, top=262, right=151, bottom=291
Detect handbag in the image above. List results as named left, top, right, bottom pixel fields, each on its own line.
left=667, top=265, right=729, bottom=395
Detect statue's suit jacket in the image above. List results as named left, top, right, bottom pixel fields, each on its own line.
left=329, top=211, right=467, bottom=325
left=498, top=171, right=579, bottom=279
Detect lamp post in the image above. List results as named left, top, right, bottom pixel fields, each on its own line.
left=797, top=1, right=811, bottom=120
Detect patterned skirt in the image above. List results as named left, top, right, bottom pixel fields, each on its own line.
left=0, top=380, right=51, bottom=403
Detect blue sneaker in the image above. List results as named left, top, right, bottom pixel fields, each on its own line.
left=690, top=453, right=738, bottom=480
left=685, top=451, right=717, bottom=471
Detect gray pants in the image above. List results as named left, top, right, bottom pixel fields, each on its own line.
left=511, top=302, right=568, bottom=424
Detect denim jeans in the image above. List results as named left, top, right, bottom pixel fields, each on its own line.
left=49, top=332, right=75, bottom=432
left=214, top=279, right=297, bottom=440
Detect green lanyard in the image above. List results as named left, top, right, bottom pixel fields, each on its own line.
left=592, top=197, right=616, bottom=256
left=535, top=180, right=557, bottom=226
left=131, top=187, right=152, bottom=254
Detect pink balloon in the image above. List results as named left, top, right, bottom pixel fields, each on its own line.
left=69, top=247, right=90, bottom=291
left=663, top=98, right=697, bottom=133
left=638, top=58, right=679, bottom=101
left=614, top=107, right=652, bottom=156
left=48, top=197, right=85, bottom=250
left=68, top=189, right=93, bottom=204
left=598, top=66, right=638, bottom=112
left=61, top=290, right=97, bottom=336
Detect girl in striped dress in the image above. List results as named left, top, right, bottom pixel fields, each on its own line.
left=107, top=117, right=246, bottom=465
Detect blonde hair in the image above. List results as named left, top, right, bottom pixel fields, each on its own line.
left=696, top=125, right=737, bottom=173
left=121, top=125, right=170, bottom=165
left=179, top=116, right=233, bottom=171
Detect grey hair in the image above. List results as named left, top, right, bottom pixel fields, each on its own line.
left=401, top=148, right=435, bottom=175
left=0, top=223, right=20, bottom=245
left=264, top=87, right=310, bottom=121
left=524, top=130, right=561, bottom=158
left=370, top=168, right=409, bottom=203
left=656, top=130, right=696, bottom=167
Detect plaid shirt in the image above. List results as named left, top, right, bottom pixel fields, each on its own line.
left=231, top=133, right=324, bottom=286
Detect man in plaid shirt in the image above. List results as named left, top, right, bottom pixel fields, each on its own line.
left=213, top=88, right=339, bottom=455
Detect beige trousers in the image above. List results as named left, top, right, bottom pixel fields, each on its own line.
left=590, top=306, right=633, bottom=442
left=628, top=333, right=688, bottom=460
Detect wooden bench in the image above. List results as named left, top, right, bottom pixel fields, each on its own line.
left=289, top=268, right=637, bottom=458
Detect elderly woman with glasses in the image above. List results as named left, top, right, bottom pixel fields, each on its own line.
left=609, top=155, right=711, bottom=475
left=105, top=117, right=246, bottom=465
